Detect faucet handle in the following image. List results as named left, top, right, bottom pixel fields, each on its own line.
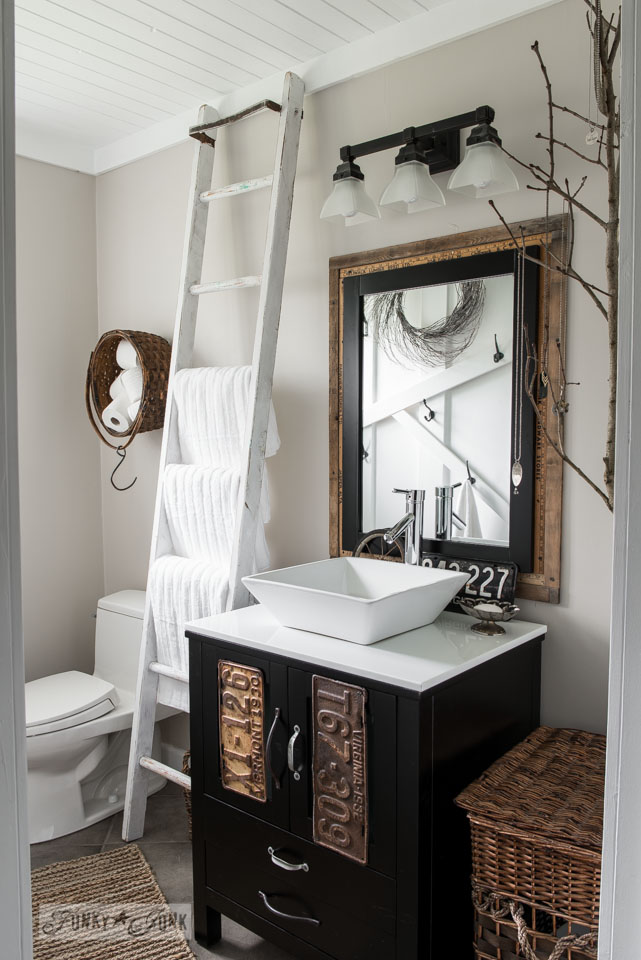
left=393, top=488, right=426, bottom=502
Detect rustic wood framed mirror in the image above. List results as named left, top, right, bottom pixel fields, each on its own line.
left=329, top=216, right=566, bottom=603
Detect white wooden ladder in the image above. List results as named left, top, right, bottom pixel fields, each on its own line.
left=122, top=72, right=304, bottom=842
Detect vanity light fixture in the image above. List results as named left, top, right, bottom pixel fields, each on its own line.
left=379, top=141, right=445, bottom=214
left=319, top=157, right=380, bottom=225
left=320, top=106, right=518, bottom=224
left=447, top=120, right=520, bottom=198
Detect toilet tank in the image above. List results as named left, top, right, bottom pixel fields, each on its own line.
left=93, top=590, right=146, bottom=693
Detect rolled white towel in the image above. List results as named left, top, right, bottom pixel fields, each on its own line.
left=121, top=365, right=143, bottom=404
left=163, top=463, right=270, bottom=572
left=116, top=339, right=138, bottom=370
left=149, top=555, right=230, bottom=711
left=127, top=400, right=141, bottom=422
left=109, top=372, right=127, bottom=401
left=102, top=395, right=131, bottom=433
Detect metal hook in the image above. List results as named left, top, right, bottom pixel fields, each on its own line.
left=110, top=446, right=137, bottom=492
left=466, top=460, right=477, bottom=485
left=493, top=334, right=504, bottom=363
left=422, top=399, right=435, bottom=422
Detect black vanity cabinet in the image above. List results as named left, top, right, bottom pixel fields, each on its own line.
left=188, top=610, right=543, bottom=960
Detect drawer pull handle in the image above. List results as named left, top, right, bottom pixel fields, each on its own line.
left=258, top=890, right=320, bottom=926
left=268, top=846, right=309, bottom=873
left=266, top=707, right=283, bottom=790
left=287, top=725, right=302, bottom=781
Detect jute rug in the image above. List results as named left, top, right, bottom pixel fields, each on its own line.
left=31, top=843, right=194, bottom=959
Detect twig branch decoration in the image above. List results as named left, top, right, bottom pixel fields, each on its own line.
left=492, top=0, right=620, bottom=510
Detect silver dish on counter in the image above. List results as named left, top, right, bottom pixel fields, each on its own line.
left=456, top=597, right=520, bottom=636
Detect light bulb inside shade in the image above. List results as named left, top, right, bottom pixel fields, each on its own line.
left=447, top=141, right=519, bottom=198
left=379, top=160, right=445, bottom=214
left=320, top=177, right=380, bottom=225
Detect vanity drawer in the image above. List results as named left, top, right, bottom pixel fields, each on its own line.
left=203, top=797, right=396, bottom=936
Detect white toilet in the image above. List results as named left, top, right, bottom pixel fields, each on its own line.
left=26, top=590, right=169, bottom=843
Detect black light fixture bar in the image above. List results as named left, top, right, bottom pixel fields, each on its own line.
left=338, top=105, right=496, bottom=174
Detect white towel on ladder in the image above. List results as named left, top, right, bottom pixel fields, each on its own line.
left=173, top=366, right=280, bottom=466
left=162, top=463, right=269, bottom=572
left=172, top=365, right=279, bottom=523
left=149, top=555, right=230, bottom=711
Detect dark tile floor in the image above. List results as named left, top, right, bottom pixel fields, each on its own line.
left=30, top=782, right=294, bottom=960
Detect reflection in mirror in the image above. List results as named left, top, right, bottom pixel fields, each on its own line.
left=361, top=274, right=514, bottom=546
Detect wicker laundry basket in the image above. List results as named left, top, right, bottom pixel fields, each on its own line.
left=455, top=726, right=606, bottom=960
left=85, top=329, right=171, bottom=450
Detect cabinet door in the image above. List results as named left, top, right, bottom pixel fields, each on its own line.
left=199, top=641, right=290, bottom=829
left=288, top=667, right=397, bottom=878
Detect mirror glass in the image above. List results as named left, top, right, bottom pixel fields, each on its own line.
left=361, top=273, right=514, bottom=546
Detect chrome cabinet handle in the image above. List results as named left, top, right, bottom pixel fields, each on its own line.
left=268, top=846, right=309, bottom=872
left=287, top=725, right=301, bottom=781
left=258, top=891, right=319, bottom=926
left=266, top=707, right=282, bottom=790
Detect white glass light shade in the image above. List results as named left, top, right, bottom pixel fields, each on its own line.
left=379, top=160, right=445, bottom=213
left=447, top=141, right=519, bottom=198
left=320, top=177, right=380, bottom=225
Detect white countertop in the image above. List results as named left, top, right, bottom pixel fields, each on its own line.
left=186, top=605, right=547, bottom=693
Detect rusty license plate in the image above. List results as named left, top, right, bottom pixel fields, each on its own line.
left=312, top=675, right=368, bottom=864
left=218, top=660, right=267, bottom=803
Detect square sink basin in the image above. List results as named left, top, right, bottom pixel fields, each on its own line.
left=242, top=557, right=470, bottom=645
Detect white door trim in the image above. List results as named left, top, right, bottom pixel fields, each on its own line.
left=599, top=0, right=641, bottom=956
left=0, top=0, right=32, bottom=957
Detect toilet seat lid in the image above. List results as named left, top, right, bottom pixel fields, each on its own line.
left=25, top=671, right=119, bottom=732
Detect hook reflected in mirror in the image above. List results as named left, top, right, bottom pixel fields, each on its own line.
left=423, top=399, right=436, bottom=422
left=493, top=333, right=505, bottom=363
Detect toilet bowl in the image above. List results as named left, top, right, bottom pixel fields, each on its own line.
left=26, top=590, right=171, bottom=844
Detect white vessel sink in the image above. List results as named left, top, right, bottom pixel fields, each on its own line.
left=242, top=557, right=470, bottom=645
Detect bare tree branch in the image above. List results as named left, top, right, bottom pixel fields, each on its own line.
left=493, top=1, right=620, bottom=510
left=487, top=200, right=610, bottom=318
left=525, top=348, right=611, bottom=508
left=535, top=133, right=607, bottom=167
left=552, top=102, right=607, bottom=130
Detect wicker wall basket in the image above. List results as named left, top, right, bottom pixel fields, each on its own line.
left=85, top=329, right=172, bottom=451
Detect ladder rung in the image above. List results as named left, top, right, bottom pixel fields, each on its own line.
left=149, top=661, right=189, bottom=684
left=139, top=756, right=191, bottom=791
left=200, top=176, right=273, bottom=203
left=190, top=275, right=262, bottom=295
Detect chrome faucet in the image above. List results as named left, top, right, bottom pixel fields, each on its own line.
left=435, top=483, right=466, bottom=539
left=384, top=489, right=425, bottom=565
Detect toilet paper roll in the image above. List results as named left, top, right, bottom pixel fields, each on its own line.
left=121, top=365, right=143, bottom=404
left=127, top=400, right=141, bottom=422
left=109, top=371, right=127, bottom=401
left=116, top=339, right=138, bottom=370
left=102, top=396, right=131, bottom=433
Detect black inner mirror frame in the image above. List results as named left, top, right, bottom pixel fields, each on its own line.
left=341, top=247, right=539, bottom=572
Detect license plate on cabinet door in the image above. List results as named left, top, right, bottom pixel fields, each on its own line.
left=218, top=660, right=267, bottom=803
left=312, top=675, right=368, bottom=865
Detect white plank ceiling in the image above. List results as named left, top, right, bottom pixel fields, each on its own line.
left=14, top=0, right=563, bottom=175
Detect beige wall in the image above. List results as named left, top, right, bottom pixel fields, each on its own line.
left=96, top=0, right=612, bottom=733
left=16, top=157, right=103, bottom=681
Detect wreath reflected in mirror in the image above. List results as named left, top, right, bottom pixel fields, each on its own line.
left=366, top=278, right=486, bottom=367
